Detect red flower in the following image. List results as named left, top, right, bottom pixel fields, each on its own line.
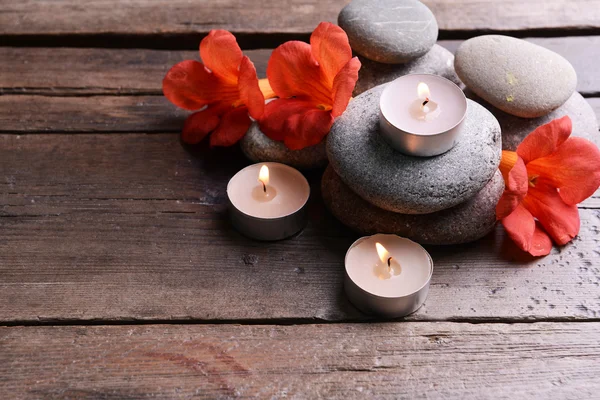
left=259, top=22, right=361, bottom=150
left=163, top=30, right=271, bottom=146
left=497, top=116, right=600, bottom=256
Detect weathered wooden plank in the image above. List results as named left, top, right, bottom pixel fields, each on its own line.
left=0, top=48, right=270, bottom=96
left=0, top=95, right=187, bottom=132
left=1, top=134, right=599, bottom=323
left=2, top=37, right=600, bottom=96
left=1, top=0, right=599, bottom=43
left=1, top=322, right=599, bottom=398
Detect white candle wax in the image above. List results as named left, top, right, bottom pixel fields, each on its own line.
left=227, top=162, right=309, bottom=219
left=380, top=74, right=466, bottom=135
left=345, top=234, right=432, bottom=298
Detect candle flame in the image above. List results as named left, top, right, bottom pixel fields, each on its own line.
left=258, top=165, right=270, bottom=188
left=417, top=82, right=430, bottom=100
left=375, top=242, right=390, bottom=264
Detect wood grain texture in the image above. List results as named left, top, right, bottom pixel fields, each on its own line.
left=1, top=133, right=600, bottom=323
left=1, top=0, right=599, bottom=40
left=0, top=95, right=188, bottom=132
left=0, top=48, right=271, bottom=95
left=2, top=37, right=600, bottom=96
left=1, top=322, right=599, bottom=398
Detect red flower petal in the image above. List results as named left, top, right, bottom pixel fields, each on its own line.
left=210, top=106, right=252, bottom=147
left=331, top=57, right=361, bottom=118
left=266, top=41, right=331, bottom=106
left=530, top=221, right=554, bottom=256
left=523, top=180, right=580, bottom=246
left=526, top=137, right=600, bottom=205
left=181, top=104, right=229, bottom=144
left=496, top=155, right=528, bottom=219
left=517, top=116, right=572, bottom=164
left=200, top=30, right=243, bottom=85
left=163, top=60, right=238, bottom=111
left=502, top=203, right=536, bottom=253
left=238, top=56, right=264, bottom=120
left=310, top=22, right=353, bottom=88
left=259, top=98, right=334, bottom=150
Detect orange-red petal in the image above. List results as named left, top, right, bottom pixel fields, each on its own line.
left=266, top=40, right=331, bottom=106
left=529, top=221, right=554, bottom=256
left=259, top=98, right=334, bottom=150
left=517, top=116, right=572, bottom=164
left=502, top=204, right=553, bottom=256
left=209, top=106, right=252, bottom=147
left=181, top=104, right=229, bottom=144
left=238, top=56, right=264, bottom=120
left=496, top=154, right=528, bottom=219
left=502, top=203, right=536, bottom=253
left=200, top=30, right=243, bottom=85
left=163, top=60, right=238, bottom=111
left=526, top=137, right=600, bottom=205
left=522, top=180, right=580, bottom=246
left=310, top=22, right=353, bottom=88
left=331, top=57, right=361, bottom=118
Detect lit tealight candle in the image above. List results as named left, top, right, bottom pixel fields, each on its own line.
left=344, top=234, right=433, bottom=318
left=379, top=74, right=467, bottom=157
left=227, top=162, right=310, bottom=241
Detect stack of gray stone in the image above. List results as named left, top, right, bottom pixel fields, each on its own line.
left=320, top=0, right=508, bottom=245
left=322, top=84, right=504, bottom=245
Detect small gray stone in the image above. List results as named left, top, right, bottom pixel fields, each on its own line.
left=338, top=0, right=438, bottom=64
left=353, top=44, right=462, bottom=96
left=469, top=91, right=600, bottom=150
left=327, top=84, right=501, bottom=214
left=455, top=35, right=577, bottom=118
left=240, top=122, right=328, bottom=169
left=322, top=166, right=504, bottom=245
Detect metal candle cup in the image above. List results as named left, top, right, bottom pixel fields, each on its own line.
left=227, top=162, right=310, bottom=241
left=344, top=234, right=433, bottom=318
left=379, top=74, right=467, bottom=157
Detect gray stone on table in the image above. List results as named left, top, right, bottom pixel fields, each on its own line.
left=338, top=0, right=438, bottom=64
left=353, top=44, right=462, bottom=96
left=322, top=166, right=504, bottom=245
left=468, top=91, right=600, bottom=150
left=240, top=122, right=328, bottom=169
left=327, top=84, right=502, bottom=215
left=455, top=35, right=577, bottom=118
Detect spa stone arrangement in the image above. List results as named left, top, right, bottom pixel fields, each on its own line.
left=224, top=0, right=598, bottom=317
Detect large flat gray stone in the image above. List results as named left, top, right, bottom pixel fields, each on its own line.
left=240, top=122, right=328, bottom=170
left=322, top=166, right=504, bottom=245
left=455, top=35, right=577, bottom=118
left=327, top=84, right=502, bottom=214
left=338, top=0, right=438, bottom=64
left=353, top=44, right=462, bottom=96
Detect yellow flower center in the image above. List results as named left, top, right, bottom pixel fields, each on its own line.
left=528, top=174, right=539, bottom=188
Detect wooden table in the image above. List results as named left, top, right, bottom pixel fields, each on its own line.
left=1, top=1, right=600, bottom=398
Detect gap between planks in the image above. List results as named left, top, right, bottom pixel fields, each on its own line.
left=2, top=315, right=600, bottom=328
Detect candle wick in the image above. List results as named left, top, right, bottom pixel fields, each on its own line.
left=387, top=257, right=392, bottom=269
left=422, top=98, right=429, bottom=107
left=261, top=180, right=267, bottom=193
